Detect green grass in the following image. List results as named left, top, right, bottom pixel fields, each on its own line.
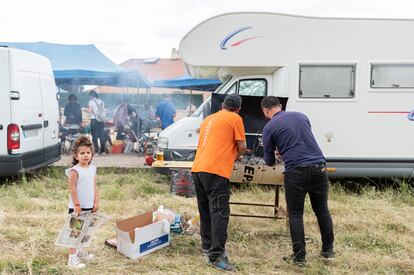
left=0, top=168, right=413, bottom=274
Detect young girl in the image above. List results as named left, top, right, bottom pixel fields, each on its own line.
left=66, top=136, right=100, bottom=269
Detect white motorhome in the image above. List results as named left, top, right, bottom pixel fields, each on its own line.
left=0, top=46, right=60, bottom=176
left=158, top=12, right=414, bottom=178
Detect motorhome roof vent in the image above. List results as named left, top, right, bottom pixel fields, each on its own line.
left=143, top=57, right=160, bottom=64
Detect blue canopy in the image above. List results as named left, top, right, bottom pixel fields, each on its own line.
left=153, top=75, right=221, bottom=91
left=0, top=41, right=150, bottom=87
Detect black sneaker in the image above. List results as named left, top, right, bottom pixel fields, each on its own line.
left=201, top=248, right=210, bottom=257
left=321, top=249, right=335, bottom=260
left=208, top=255, right=236, bottom=272
left=282, top=255, right=306, bottom=267
left=203, top=249, right=227, bottom=258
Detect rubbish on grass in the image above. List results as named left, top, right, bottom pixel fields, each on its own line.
left=170, top=169, right=195, bottom=197
left=187, top=213, right=200, bottom=227
left=170, top=214, right=183, bottom=234
left=153, top=205, right=175, bottom=224
left=184, top=213, right=200, bottom=234
left=153, top=206, right=191, bottom=234
left=105, top=238, right=117, bottom=249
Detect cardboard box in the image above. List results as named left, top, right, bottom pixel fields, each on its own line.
left=115, top=211, right=170, bottom=259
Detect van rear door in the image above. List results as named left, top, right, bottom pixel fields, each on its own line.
left=39, top=73, right=59, bottom=152
left=0, top=48, right=10, bottom=155
left=9, top=50, right=44, bottom=156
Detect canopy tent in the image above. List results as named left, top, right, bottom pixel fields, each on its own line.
left=153, top=75, right=221, bottom=115
left=152, top=75, right=221, bottom=91
left=0, top=41, right=150, bottom=87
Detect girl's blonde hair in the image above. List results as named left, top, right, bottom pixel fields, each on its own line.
left=72, top=136, right=94, bottom=166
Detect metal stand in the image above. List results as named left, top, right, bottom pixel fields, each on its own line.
left=229, top=185, right=285, bottom=219
left=151, top=161, right=285, bottom=220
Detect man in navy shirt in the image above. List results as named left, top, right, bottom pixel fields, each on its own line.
left=261, top=96, right=334, bottom=265
left=156, top=94, right=176, bottom=130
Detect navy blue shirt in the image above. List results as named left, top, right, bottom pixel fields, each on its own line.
left=156, top=100, right=176, bottom=129
left=262, top=111, right=325, bottom=171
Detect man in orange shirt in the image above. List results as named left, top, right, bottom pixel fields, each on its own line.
left=192, top=94, right=246, bottom=272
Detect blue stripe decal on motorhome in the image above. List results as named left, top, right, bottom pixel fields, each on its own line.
left=139, top=234, right=169, bottom=254
left=408, top=109, right=414, bottom=121
left=220, top=26, right=252, bottom=50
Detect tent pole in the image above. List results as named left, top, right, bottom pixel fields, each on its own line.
left=135, top=79, right=139, bottom=104
left=58, top=85, right=62, bottom=126
left=189, top=88, right=193, bottom=115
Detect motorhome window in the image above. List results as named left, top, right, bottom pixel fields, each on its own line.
left=225, top=83, right=237, bottom=95
left=371, top=64, right=414, bottom=88
left=238, top=79, right=267, bottom=96
left=299, top=65, right=355, bottom=98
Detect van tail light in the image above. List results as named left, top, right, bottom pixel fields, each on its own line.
left=7, top=124, right=20, bottom=151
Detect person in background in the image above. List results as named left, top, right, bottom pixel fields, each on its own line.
left=87, top=90, right=106, bottom=156
left=155, top=94, right=176, bottom=130
left=148, top=105, right=157, bottom=130
left=191, top=94, right=246, bottom=272
left=128, top=109, right=140, bottom=142
left=260, top=96, right=334, bottom=266
left=140, top=105, right=151, bottom=135
left=113, top=100, right=131, bottom=140
left=66, top=136, right=99, bottom=269
left=148, top=104, right=155, bottom=117
left=64, top=94, right=82, bottom=127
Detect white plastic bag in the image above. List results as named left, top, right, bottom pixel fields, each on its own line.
left=153, top=205, right=175, bottom=224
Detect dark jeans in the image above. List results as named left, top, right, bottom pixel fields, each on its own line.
left=90, top=119, right=106, bottom=153
left=192, top=172, right=231, bottom=262
left=284, top=163, right=334, bottom=260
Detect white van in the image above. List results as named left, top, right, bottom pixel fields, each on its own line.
left=158, top=12, right=414, bottom=178
left=0, top=46, right=60, bottom=176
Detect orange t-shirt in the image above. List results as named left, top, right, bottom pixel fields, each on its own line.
left=192, top=110, right=245, bottom=179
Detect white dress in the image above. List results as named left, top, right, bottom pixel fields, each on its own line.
left=66, top=164, right=96, bottom=209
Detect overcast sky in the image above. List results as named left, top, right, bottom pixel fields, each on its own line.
left=1, top=0, right=414, bottom=63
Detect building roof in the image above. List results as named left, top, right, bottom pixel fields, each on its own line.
left=120, top=58, right=186, bottom=81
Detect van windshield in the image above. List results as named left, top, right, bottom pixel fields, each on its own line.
left=215, top=77, right=231, bottom=94
left=191, top=96, right=211, bottom=117
left=190, top=77, right=231, bottom=117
